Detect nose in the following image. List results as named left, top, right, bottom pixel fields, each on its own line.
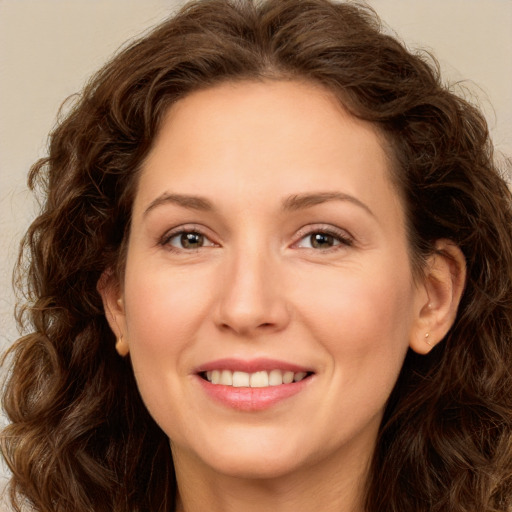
left=214, top=247, right=290, bottom=337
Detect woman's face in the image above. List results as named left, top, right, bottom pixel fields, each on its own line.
left=107, top=80, right=431, bottom=480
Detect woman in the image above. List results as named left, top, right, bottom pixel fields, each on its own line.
left=2, top=0, right=511, bottom=511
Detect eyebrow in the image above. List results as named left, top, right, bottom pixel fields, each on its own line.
left=143, top=191, right=374, bottom=217
left=144, top=193, right=214, bottom=216
left=282, top=192, right=375, bottom=217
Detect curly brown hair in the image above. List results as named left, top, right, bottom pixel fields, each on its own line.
left=2, top=0, right=511, bottom=511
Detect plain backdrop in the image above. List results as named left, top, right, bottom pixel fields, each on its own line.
left=1, top=0, right=511, bottom=495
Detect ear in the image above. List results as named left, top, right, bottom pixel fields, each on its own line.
left=97, top=269, right=130, bottom=356
left=409, top=239, right=466, bottom=355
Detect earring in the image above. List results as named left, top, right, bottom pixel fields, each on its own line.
left=424, top=332, right=432, bottom=346
left=115, top=335, right=130, bottom=356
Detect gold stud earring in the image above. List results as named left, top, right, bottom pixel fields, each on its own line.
left=115, top=334, right=130, bottom=356
left=425, top=332, right=432, bottom=346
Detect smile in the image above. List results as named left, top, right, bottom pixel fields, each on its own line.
left=195, top=359, right=314, bottom=411
left=203, top=369, right=310, bottom=387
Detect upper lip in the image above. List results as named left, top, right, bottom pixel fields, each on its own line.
left=194, top=358, right=314, bottom=374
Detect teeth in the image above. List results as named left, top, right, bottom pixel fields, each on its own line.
left=250, top=371, right=268, bottom=388
left=204, top=369, right=309, bottom=387
left=268, top=369, right=282, bottom=386
left=232, top=371, right=250, bottom=387
left=220, top=370, right=232, bottom=385
left=211, top=370, right=221, bottom=384
left=293, top=371, right=307, bottom=382
left=283, top=371, right=294, bottom=384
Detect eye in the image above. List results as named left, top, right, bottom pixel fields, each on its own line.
left=163, top=230, right=216, bottom=250
left=295, top=229, right=353, bottom=250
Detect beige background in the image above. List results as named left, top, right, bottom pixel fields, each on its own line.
left=1, top=0, right=511, bottom=494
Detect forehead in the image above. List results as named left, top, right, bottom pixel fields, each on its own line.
left=135, top=80, right=403, bottom=225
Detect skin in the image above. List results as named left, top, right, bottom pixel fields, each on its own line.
left=101, top=80, right=465, bottom=512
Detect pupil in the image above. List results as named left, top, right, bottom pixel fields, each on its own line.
left=311, top=233, right=333, bottom=248
left=181, top=232, right=203, bottom=248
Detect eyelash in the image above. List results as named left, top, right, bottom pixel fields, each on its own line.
left=159, top=225, right=354, bottom=252
left=159, top=225, right=216, bottom=252
left=294, top=226, right=354, bottom=251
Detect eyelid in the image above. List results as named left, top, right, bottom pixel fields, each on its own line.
left=292, top=224, right=354, bottom=249
left=158, top=223, right=353, bottom=251
left=159, top=224, right=218, bottom=250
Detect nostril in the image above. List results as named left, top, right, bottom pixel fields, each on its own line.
left=218, top=321, right=274, bottom=332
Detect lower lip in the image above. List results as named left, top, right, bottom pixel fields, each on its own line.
left=197, top=376, right=311, bottom=411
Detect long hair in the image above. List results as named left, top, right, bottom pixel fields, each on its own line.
left=2, top=1, right=511, bottom=510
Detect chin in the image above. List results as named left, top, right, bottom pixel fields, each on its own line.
left=191, top=436, right=310, bottom=480
left=210, top=454, right=304, bottom=480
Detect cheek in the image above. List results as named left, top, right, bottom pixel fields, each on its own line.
left=297, top=263, right=414, bottom=385
left=122, top=258, right=216, bottom=379
left=120, top=262, right=214, bottom=431
left=125, top=258, right=208, bottom=334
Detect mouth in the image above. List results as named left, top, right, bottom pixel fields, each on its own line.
left=200, top=369, right=312, bottom=387
left=194, top=358, right=315, bottom=411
